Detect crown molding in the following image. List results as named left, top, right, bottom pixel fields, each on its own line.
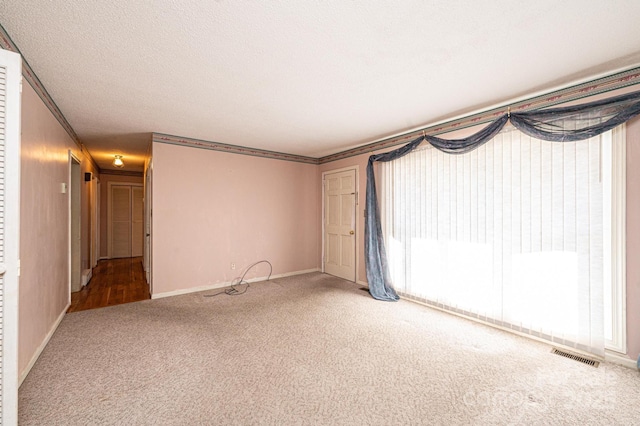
left=152, top=133, right=320, bottom=165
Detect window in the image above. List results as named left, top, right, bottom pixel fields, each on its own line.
left=381, top=124, right=626, bottom=356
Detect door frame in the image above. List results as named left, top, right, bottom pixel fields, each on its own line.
left=90, top=176, right=99, bottom=268
left=0, top=47, right=22, bottom=426
left=107, top=181, right=143, bottom=259
left=68, top=152, right=82, bottom=295
left=321, top=165, right=359, bottom=281
left=143, top=160, right=153, bottom=293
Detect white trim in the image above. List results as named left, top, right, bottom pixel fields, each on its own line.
left=0, top=48, right=22, bottom=426
left=151, top=268, right=320, bottom=299
left=603, top=126, right=627, bottom=353
left=106, top=181, right=143, bottom=259
left=321, top=176, right=325, bottom=274
left=19, top=303, right=70, bottom=386
left=604, top=350, right=637, bottom=369
left=144, top=159, right=153, bottom=293
left=609, top=125, right=626, bottom=353
left=321, top=165, right=359, bottom=282
left=97, top=180, right=101, bottom=264
left=68, top=152, right=81, bottom=302
left=99, top=256, right=110, bottom=261
left=90, top=176, right=99, bottom=268
left=357, top=280, right=369, bottom=287
left=81, top=268, right=92, bottom=287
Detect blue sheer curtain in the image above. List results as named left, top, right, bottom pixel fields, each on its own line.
left=510, top=91, right=640, bottom=142
left=365, top=137, right=424, bottom=301
left=365, top=90, right=640, bottom=301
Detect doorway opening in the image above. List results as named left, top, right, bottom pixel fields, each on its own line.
left=69, top=154, right=82, bottom=294
left=69, top=179, right=150, bottom=312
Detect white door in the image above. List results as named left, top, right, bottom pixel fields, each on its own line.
left=324, top=169, right=357, bottom=281
left=0, top=47, right=22, bottom=426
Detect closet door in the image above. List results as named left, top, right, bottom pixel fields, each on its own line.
left=109, top=183, right=144, bottom=259
left=111, top=185, right=132, bottom=258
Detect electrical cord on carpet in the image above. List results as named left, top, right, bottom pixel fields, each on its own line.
left=204, top=260, right=272, bottom=297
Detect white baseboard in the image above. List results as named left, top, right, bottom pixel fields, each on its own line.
left=151, top=268, right=320, bottom=299
left=99, top=256, right=109, bottom=260
left=19, top=302, right=70, bottom=387
left=605, top=351, right=639, bottom=369
left=356, top=280, right=368, bottom=287
left=81, top=268, right=92, bottom=287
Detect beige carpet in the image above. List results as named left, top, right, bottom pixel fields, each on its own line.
left=19, top=273, right=640, bottom=425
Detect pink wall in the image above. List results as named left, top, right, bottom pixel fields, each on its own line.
left=19, top=83, right=98, bottom=377
left=99, top=172, right=144, bottom=258
left=151, top=142, right=320, bottom=295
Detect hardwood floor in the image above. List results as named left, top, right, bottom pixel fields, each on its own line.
left=68, top=257, right=150, bottom=313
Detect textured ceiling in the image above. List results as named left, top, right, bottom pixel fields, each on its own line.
left=2, top=1, right=640, bottom=171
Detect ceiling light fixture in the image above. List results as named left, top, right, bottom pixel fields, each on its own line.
left=113, top=155, right=124, bottom=168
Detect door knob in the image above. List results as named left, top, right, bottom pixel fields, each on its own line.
left=349, top=230, right=354, bottom=235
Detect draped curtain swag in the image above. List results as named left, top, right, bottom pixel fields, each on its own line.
left=365, top=90, right=640, bottom=301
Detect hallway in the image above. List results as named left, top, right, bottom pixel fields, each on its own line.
left=68, top=257, right=150, bottom=312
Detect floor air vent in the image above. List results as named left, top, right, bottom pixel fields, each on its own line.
left=551, top=348, right=599, bottom=367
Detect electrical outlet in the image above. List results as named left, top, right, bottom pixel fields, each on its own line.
left=231, top=262, right=236, bottom=270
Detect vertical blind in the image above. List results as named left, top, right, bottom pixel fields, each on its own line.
left=381, top=123, right=623, bottom=356
left=0, top=62, right=6, bottom=422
